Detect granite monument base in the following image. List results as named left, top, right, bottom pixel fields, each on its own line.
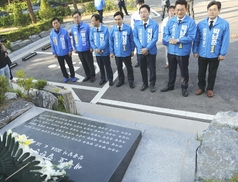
left=12, top=111, right=142, bottom=182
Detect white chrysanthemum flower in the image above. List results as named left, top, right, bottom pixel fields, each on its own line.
left=57, top=160, right=73, bottom=169
left=5, top=130, right=72, bottom=181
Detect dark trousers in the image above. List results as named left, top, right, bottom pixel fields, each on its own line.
left=138, top=54, right=156, bottom=86
left=97, top=10, right=103, bottom=19
left=96, top=55, right=113, bottom=82
left=119, top=1, right=128, bottom=15
left=161, top=5, right=169, bottom=19
left=78, top=50, right=95, bottom=79
left=115, top=56, right=134, bottom=84
left=168, top=54, right=189, bottom=90
left=136, top=53, right=139, bottom=65
left=57, top=55, right=75, bottom=78
left=5, top=56, right=13, bottom=80
left=198, top=56, right=220, bottom=91
left=187, top=1, right=194, bottom=19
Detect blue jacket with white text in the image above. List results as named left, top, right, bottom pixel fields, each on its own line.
left=163, top=15, right=196, bottom=56
left=133, top=19, right=159, bottom=55
left=90, top=24, right=110, bottom=56
left=71, top=21, right=91, bottom=52
left=192, top=16, right=230, bottom=58
left=50, top=27, right=72, bottom=56
left=109, top=23, right=135, bottom=57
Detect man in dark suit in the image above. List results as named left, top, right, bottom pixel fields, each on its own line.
left=186, top=0, right=194, bottom=19
left=118, top=0, right=129, bottom=16
left=161, top=0, right=170, bottom=21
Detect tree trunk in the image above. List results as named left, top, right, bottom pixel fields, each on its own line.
left=26, top=0, right=37, bottom=24
left=72, top=0, right=79, bottom=12
left=8, top=0, right=10, bottom=5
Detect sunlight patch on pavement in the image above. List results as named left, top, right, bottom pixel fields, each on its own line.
left=48, top=64, right=57, bottom=68
left=98, top=99, right=214, bottom=121
left=47, top=81, right=101, bottom=92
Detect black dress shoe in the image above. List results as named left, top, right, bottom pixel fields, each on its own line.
left=134, top=63, right=139, bottom=68
left=160, top=86, right=174, bottom=92
left=150, top=85, right=156, bottom=93
left=140, top=84, right=148, bottom=91
left=129, top=82, right=135, bottom=89
left=90, top=77, right=96, bottom=83
left=116, top=81, right=124, bottom=87
left=99, top=80, right=106, bottom=85
left=83, top=77, right=90, bottom=82
left=109, top=81, right=114, bottom=86
left=182, top=89, right=189, bottom=97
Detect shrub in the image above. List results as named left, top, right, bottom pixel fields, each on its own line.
left=126, top=0, right=136, bottom=10
left=3, top=1, right=31, bottom=14
left=12, top=3, right=26, bottom=26
left=82, top=2, right=96, bottom=14
left=3, top=19, right=52, bottom=50
left=13, top=88, right=26, bottom=98
left=53, top=6, right=72, bottom=17
left=53, top=95, right=67, bottom=112
left=104, top=0, right=117, bottom=11
left=0, top=76, right=8, bottom=104
left=39, top=0, right=54, bottom=20
left=231, top=174, right=238, bottom=182
left=82, top=0, right=118, bottom=14
left=34, top=79, right=47, bottom=90
left=16, top=70, right=34, bottom=95
left=0, top=15, right=14, bottom=27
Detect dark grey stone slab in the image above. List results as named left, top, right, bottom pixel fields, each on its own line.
left=12, top=111, right=142, bottom=182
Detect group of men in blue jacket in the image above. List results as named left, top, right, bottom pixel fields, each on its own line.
left=160, top=0, right=229, bottom=98
left=49, top=0, right=229, bottom=98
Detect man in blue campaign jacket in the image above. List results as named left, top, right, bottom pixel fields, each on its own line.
left=71, top=11, right=96, bottom=83
left=133, top=4, right=159, bottom=93
left=193, top=1, right=230, bottom=98
left=109, top=11, right=135, bottom=89
left=50, top=18, right=76, bottom=83
left=160, top=0, right=196, bottom=97
left=131, top=0, right=145, bottom=68
left=90, top=14, right=114, bottom=86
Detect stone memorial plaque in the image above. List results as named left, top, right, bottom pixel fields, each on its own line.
left=12, top=111, right=142, bottom=182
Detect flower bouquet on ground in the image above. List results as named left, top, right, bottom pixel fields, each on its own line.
left=0, top=130, right=73, bottom=182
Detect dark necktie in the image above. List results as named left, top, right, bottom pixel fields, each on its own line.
left=97, top=28, right=99, bottom=32
left=209, top=21, right=214, bottom=30
left=144, top=23, right=147, bottom=29
left=178, top=20, right=181, bottom=24
left=119, top=26, right=121, bottom=31
left=77, top=24, right=80, bottom=31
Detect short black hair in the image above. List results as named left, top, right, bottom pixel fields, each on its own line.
left=51, top=17, right=60, bottom=24
left=175, top=0, right=188, bottom=8
left=207, top=1, right=221, bottom=10
left=139, top=4, right=150, bottom=12
left=91, top=14, right=102, bottom=23
left=113, top=11, right=124, bottom=19
left=167, top=5, right=175, bottom=12
left=136, top=0, right=144, bottom=5
left=72, top=11, right=81, bottom=17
